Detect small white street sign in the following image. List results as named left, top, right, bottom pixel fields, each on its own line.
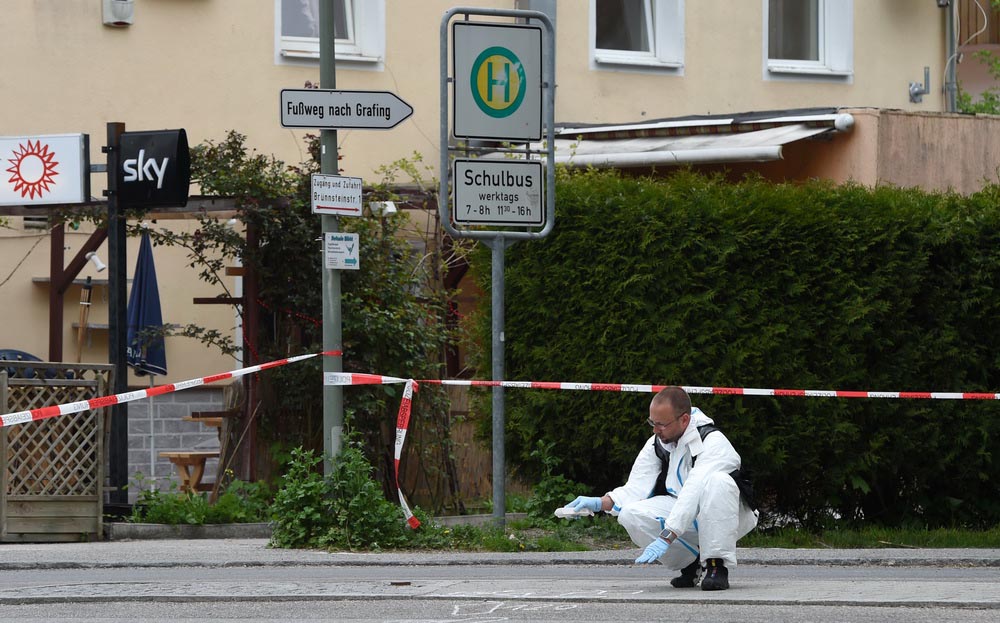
left=0, top=134, right=89, bottom=206
left=453, top=159, right=543, bottom=226
left=281, top=89, right=413, bottom=130
left=312, top=174, right=363, bottom=216
left=325, top=232, right=360, bottom=270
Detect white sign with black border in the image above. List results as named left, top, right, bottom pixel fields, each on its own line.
left=312, top=174, right=363, bottom=216
left=452, top=159, right=544, bottom=226
left=324, top=232, right=360, bottom=270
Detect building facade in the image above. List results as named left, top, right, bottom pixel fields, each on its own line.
left=1, top=0, right=997, bottom=493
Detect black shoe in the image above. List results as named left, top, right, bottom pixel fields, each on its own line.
left=670, top=559, right=702, bottom=588
left=701, top=558, right=729, bottom=591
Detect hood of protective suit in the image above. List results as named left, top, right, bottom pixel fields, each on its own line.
left=658, top=406, right=714, bottom=453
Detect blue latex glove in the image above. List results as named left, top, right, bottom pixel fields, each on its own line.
left=566, top=495, right=603, bottom=514
left=635, top=537, right=670, bottom=564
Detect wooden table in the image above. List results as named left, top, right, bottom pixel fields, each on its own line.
left=180, top=405, right=241, bottom=500
left=183, top=415, right=223, bottom=430
left=158, top=450, right=220, bottom=493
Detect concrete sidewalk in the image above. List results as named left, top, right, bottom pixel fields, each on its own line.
left=1, top=539, right=999, bottom=609
left=1, top=537, right=999, bottom=570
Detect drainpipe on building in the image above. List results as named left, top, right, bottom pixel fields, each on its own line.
left=944, top=0, right=958, bottom=112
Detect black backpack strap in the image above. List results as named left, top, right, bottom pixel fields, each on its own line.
left=691, top=424, right=720, bottom=468
left=652, top=438, right=671, bottom=497
left=696, top=423, right=720, bottom=441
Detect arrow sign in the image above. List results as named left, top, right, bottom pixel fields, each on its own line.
left=280, top=89, right=413, bottom=130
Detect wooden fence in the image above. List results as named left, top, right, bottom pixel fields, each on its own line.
left=1, top=361, right=112, bottom=542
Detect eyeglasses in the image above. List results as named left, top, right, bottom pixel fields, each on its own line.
left=647, top=413, right=688, bottom=429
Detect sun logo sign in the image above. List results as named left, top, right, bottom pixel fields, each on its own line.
left=5, top=140, right=59, bottom=200
left=470, top=46, right=527, bottom=119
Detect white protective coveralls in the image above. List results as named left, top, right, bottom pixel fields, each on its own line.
left=606, top=407, right=758, bottom=569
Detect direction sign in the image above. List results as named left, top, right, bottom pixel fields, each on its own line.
left=452, top=159, right=543, bottom=227
left=311, top=174, right=363, bottom=216
left=281, top=89, right=413, bottom=129
left=324, top=232, right=360, bottom=270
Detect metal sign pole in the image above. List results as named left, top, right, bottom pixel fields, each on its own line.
left=488, top=234, right=509, bottom=525
left=104, top=121, right=129, bottom=506
left=439, top=7, right=556, bottom=529
left=320, top=0, right=344, bottom=474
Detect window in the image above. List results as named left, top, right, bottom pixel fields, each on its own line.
left=276, top=0, right=384, bottom=67
left=769, top=0, right=819, bottom=61
left=591, top=0, right=684, bottom=71
left=765, top=0, right=853, bottom=79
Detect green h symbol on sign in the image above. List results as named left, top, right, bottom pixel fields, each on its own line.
left=471, top=46, right=527, bottom=119
left=487, top=59, right=511, bottom=103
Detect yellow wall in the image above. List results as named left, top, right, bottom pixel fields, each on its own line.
left=0, top=0, right=953, bottom=384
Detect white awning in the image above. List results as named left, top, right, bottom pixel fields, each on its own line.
left=553, top=123, right=838, bottom=168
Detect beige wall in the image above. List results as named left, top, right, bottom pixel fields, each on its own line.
left=670, top=108, right=1000, bottom=196
left=0, top=1, right=950, bottom=181
left=0, top=1, right=960, bottom=384
left=0, top=218, right=239, bottom=385
left=874, top=109, right=1000, bottom=192
left=554, top=0, right=945, bottom=124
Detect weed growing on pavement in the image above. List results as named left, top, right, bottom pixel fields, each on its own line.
left=521, top=440, right=581, bottom=522
left=270, top=444, right=412, bottom=550
left=267, top=443, right=633, bottom=552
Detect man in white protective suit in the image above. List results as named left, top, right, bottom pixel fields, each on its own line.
left=562, top=386, right=758, bottom=590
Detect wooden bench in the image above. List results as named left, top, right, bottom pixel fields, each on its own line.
left=158, top=450, right=220, bottom=494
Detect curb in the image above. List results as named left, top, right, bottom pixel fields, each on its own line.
left=102, top=514, right=524, bottom=541
left=104, top=523, right=272, bottom=540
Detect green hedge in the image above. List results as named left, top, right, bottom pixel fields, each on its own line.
left=471, top=168, right=1000, bottom=529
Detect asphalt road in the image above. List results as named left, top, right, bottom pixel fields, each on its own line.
left=0, top=539, right=998, bottom=621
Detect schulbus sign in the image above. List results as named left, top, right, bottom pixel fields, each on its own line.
left=0, top=134, right=90, bottom=206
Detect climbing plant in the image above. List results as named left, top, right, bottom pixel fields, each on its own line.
left=137, top=130, right=470, bottom=513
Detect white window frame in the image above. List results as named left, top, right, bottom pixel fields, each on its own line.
left=275, top=0, right=385, bottom=69
left=590, top=0, right=685, bottom=72
left=764, top=0, right=853, bottom=80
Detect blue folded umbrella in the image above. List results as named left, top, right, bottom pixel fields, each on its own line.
left=126, top=231, right=167, bottom=377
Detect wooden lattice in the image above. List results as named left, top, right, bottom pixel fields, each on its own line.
left=1, top=361, right=112, bottom=542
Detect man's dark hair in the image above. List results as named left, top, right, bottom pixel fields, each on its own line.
left=651, top=385, right=691, bottom=416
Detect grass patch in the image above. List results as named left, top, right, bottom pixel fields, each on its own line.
left=741, top=526, right=1000, bottom=549
left=417, top=515, right=1000, bottom=552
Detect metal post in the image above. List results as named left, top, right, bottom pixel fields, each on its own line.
left=105, top=122, right=128, bottom=505
left=320, top=0, right=344, bottom=474
left=48, top=223, right=65, bottom=361
left=945, top=1, right=958, bottom=113
left=490, top=235, right=506, bottom=527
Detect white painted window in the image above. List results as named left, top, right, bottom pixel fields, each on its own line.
left=765, top=0, right=853, bottom=79
left=591, top=0, right=685, bottom=71
left=276, top=0, right=384, bottom=67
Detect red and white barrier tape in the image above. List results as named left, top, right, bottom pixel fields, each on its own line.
left=0, top=350, right=341, bottom=429
left=394, top=379, right=421, bottom=529
left=327, top=373, right=1000, bottom=400
left=13, top=358, right=999, bottom=533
